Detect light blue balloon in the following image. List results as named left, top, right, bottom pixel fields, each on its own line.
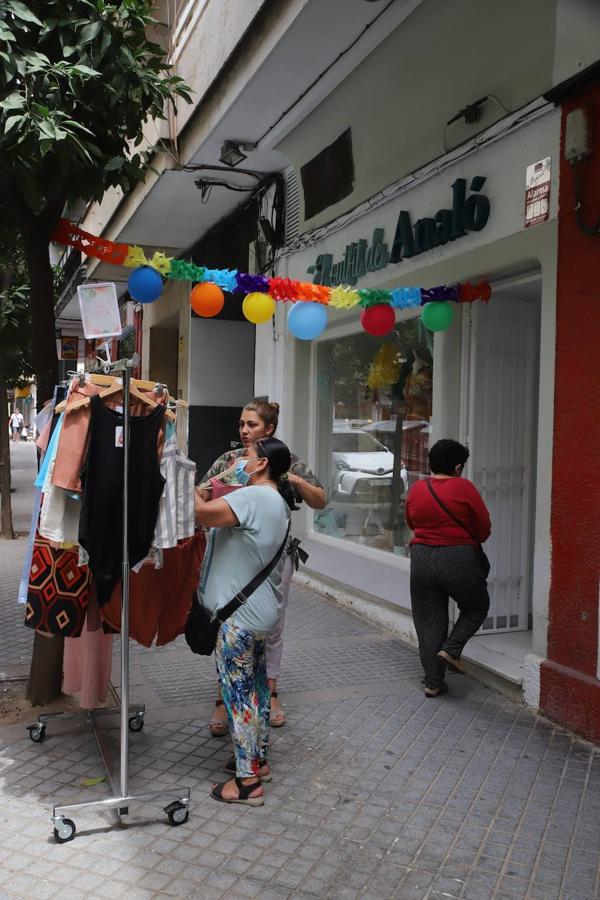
left=287, top=301, right=328, bottom=340
left=127, top=266, right=163, bottom=303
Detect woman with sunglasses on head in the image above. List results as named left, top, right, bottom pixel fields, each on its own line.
left=199, top=399, right=326, bottom=736
left=194, top=438, right=296, bottom=805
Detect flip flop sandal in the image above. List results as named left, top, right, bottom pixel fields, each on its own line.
left=223, top=756, right=272, bottom=783
left=270, top=691, right=285, bottom=728
left=208, top=700, right=228, bottom=737
left=437, top=650, right=466, bottom=675
left=210, top=776, right=264, bottom=806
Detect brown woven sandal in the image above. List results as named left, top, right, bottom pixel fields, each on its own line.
left=270, top=691, right=285, bottom=728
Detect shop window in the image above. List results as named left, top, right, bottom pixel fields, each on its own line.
left=300, top=129, right=354, bottom=220
left=314, top=320, right=433, bottom=556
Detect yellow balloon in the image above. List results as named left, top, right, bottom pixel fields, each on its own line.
left=242, top=292, right=276, bottom=324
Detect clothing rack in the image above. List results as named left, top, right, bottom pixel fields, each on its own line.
left=32, top=355, right=190, bottom=843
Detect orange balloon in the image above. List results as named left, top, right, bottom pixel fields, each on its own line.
left=190, top=282, right=225, bottom=317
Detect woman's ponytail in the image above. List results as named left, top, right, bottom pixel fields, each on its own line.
left=256, top=438, right=298, bottom=511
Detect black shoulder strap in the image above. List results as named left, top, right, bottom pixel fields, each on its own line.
left=426, top=478, right=476, bottom=542
left=215, top=520, right=291, bottom=625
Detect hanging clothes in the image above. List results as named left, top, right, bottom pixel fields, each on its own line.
left=52, top=379, right=167, bottom=493
left=63, top=592, right=113, bottom=709
left=38, top=457, right=81, bottom=544
left=24, top=532, right=92, bottom=636
left=153, top=435, right=196, bottom=549
left=34, top=414, right=63, bottom=489
left=78, top=396, right=166, bottom=606
left=101, top=531, right=205, bottom=646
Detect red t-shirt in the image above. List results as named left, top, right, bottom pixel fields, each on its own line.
left=406, top=477, right=491, bottom=546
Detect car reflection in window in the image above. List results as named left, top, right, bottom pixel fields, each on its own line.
left=331, top=428, right=406, bottom=505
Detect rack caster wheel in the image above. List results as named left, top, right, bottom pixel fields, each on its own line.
left=165, top=801, right=189, bottom=827
left=128, top=714, right=144, bottom=733
left=53, top=818, right=76, bottom=844
left=27, top=724, right=46, bottom=743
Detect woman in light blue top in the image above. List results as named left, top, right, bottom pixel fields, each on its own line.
left=194, top=438, right=295, bottom=807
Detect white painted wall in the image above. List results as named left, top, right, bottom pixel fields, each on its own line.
left=277, top=0, right=557, bottom=233
left=189, top=318, right=255, bottom=407
left=552, top=0, right=600, bottom=85
left=268, top=110, right=559, bottom=663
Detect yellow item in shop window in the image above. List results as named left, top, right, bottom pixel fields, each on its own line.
left=367, top=341, right=401, bottom=388
left=14, top=385, right=31, bottom=398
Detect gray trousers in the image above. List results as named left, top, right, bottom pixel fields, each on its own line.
left=265, top=554, right=294, bottom=680
left=410, top=544, right=490, bottom=689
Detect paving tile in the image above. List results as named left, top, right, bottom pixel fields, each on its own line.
left=1, top=508, right=600, bottom=900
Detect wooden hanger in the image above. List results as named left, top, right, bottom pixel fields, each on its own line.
left=55, top=375, right=176, bottom=420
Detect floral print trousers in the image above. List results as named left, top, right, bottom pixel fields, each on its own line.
left=215, top=622, right=270, bottom=778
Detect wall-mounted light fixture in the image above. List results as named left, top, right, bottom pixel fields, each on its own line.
left=219, top=140, right=256, bottom=168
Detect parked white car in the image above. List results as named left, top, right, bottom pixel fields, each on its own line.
left=331, top=428, right=398, bottom=504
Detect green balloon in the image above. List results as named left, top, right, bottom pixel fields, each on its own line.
left=420, top=301, right=455, bottom=331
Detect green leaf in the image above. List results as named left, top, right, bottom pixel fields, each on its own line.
left=79, top=20, right=103, bottom=44
left=0, top=93, right=25, bottom=112
left=104, top=156, right=124, bottom=171
left=3, top=113, right=24, bottom=134
left=39, top=137, right=53, bottom=156
left=6, top=1, right=43, bottom=27
left=70, top=64, right=100, bottom=78
left=0, top=23, right=15, bottom=42
left=80, top=776, right=106, bottom=787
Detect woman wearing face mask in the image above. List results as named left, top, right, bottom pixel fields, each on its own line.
left=200, top=399, right=326, bottom=736
left=195, top=438, right=295, bottom=805
left=406, top=439, right=491, bottom=697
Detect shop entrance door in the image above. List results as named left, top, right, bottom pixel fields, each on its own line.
left=461, top=285, right=539, bottom=633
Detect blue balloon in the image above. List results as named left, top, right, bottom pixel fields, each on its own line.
left=287, top=301, right=328, bottom=340
left=128, top=266, right=163, bottom=303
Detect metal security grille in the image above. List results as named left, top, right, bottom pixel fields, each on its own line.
left=463, top=293, right=538, bottom=632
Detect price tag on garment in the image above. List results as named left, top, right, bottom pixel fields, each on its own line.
left=115, top=426, right=123, bottom=448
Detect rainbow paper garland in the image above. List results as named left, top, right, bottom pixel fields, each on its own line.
left=53, top=217, right=491, bottom=338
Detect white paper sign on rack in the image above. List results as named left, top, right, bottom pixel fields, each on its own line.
left=77, top=282, right=122, bottom=339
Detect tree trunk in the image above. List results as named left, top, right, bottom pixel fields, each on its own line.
left=0, top=332, right=15, bottom=539
left=22, top=223, right=64, bottom=705
left=0, top=263, right=15, bottom=539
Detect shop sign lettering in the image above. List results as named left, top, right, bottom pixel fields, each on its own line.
left=307, top=177, right=490, bottom=286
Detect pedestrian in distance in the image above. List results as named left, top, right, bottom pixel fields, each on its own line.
left=9, top=409, right=23, bottom=443
left=199, top=399, right=326, bottom=735
left=406, top=439, right=491, bottom=697
left=194, top=438, right=296, bottom=806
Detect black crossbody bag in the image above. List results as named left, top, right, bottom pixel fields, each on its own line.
left=425, top=479, right=490, bottom=577
left=185, top=522, right=290, bottom=656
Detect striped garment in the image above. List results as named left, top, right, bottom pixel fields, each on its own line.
left=153, top=436, right=196, bottom=549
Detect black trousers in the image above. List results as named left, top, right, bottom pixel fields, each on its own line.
left=410, top=544, right=490, bottom=689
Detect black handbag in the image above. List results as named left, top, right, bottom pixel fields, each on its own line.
left=185, top=522, right=290, bottom=656
left=425, top=479, right=491, bottom=577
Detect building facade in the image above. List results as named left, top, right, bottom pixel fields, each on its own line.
left=66, top=0, right=600, bottom=741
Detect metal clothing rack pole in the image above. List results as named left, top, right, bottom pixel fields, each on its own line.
left=48, top=356, right=190, bottom=843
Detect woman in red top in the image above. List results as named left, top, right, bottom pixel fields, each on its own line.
left=406, top=439, right=491, bottom=697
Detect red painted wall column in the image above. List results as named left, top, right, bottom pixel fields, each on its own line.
left=542, top=83, right=600, bottom=742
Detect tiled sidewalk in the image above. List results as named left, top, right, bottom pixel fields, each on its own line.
left=1, top=582, right=600, bottom=899
left=1, top=440, right=599, bottom=899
